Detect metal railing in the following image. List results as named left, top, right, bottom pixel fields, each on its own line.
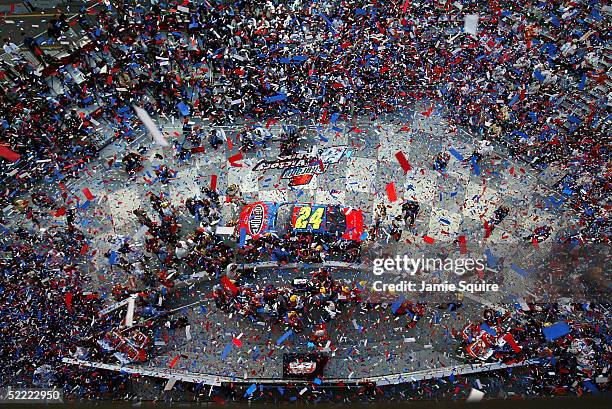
left=62, top=356, right=542, bottom=386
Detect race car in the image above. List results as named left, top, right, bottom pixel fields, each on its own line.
left=97, top=329, right=151, bottom=364
left=238, top=202, right=364, bottom=242
left=461, top=322, right=522, bottom=362
left=282, top=352, right=329, bottom=379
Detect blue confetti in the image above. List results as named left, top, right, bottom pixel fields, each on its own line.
left=177, top=102, right=190, bottom=116
left=485, top=249, right=498, bottom=268
left=276, top=330, right=294, bottom=346
left=263, top=93, right=288, bottom=103
left=221, top=342, right=233, bottom=359
left=108, top=251, right=118, bottom=265
left=239, top=227, right=247, bottom=248
left=511, top=264, right=529, bottom=278
left=449, top=148, right=464, bottom=161
left=543, top=321, right=571, bottom=341
left=480, top=323, right=497, bottom=337
left=244, top=383, right=257, bottom=397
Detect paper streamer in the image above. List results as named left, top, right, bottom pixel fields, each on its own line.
left=511, top=263, right=529, bottom=278
left=133, top=106, right=169, bottom=147
left=239, top=227, right=247, bottom=247
left=108, top=250, right=118, bottom=265
left=244, top=384, right=257, bottom=397
left=221, top=342, right=232, bottom=359
left=177, top=101, right=190, bottom=116
left=480, top=323, right=497, bottom=337
left=125, top=297, right=135, bottom=327
left=502, top=333, right=521, bottom=353
left=391, top=297, right=405, bottom=315
left=263, top=93, right=287, bottom=103
left=471, top=156, right=480, bottom=175
left=485, top=249, right=498, bottom=268
left=65, top=292, right=73, bottom=312
left=169, top=355, right=182, bottom=368
left=164, top=378, right=177, bottom=391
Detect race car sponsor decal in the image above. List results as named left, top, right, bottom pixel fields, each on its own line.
left=292, top=205, right=326, bottom=232
left=252, top=154, right=312, bottom=171
left=342, top=208, right=364, bottom=241
left=253, top=146, right=348, bottom=186
left=248, top=203, right=266, bottom=236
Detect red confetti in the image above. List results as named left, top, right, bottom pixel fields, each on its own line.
left=0, top=145, right=21, bottom=162
left=65, top=292, right=73, bottom=312
left=228, top=152, right=243, bottom=167
left=82, top=188, right=95, bottom=201
left=232, top=337, right=243, bottom=348
left=395, top=151, right=412, bottom=172
left=221, top=275, right=239, bottom=296
left=321, top=109, right=328, bottom=123
left=423, top=236, right=435, bottom=244
left=386, top=182, right=397, bottom=202
left=422, top=105, right=434, bottom=117
left=458, top=235, right=467, bottom=254
left=210, top=174, right=218, bottom=191
left=169, top=355, right=181, bottom=369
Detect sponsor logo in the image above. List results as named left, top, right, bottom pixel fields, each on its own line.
left=248, top=204, right=265, bottom=236
left=253, top=146, right=348, bottom=186
left=252, top=155, right=311, bottom=171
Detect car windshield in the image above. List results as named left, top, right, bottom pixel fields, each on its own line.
left=274, top=204, right=295, bottom=235
left=326, top=206, right=346, bottom=236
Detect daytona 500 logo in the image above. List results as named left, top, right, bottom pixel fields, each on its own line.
left=253, top=146, right=347, bottom=186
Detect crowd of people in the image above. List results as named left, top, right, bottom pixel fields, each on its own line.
left=112, top=187, right=234, bottom=287
left=237, top=232, right=362, bottom=264
left=0, top=0, right=609, bottom=401
left=0, top=0, right=609, bottom=241
left=214, top=268, right=368, bottom=333
left=0, top=224, right=112, bottom=390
